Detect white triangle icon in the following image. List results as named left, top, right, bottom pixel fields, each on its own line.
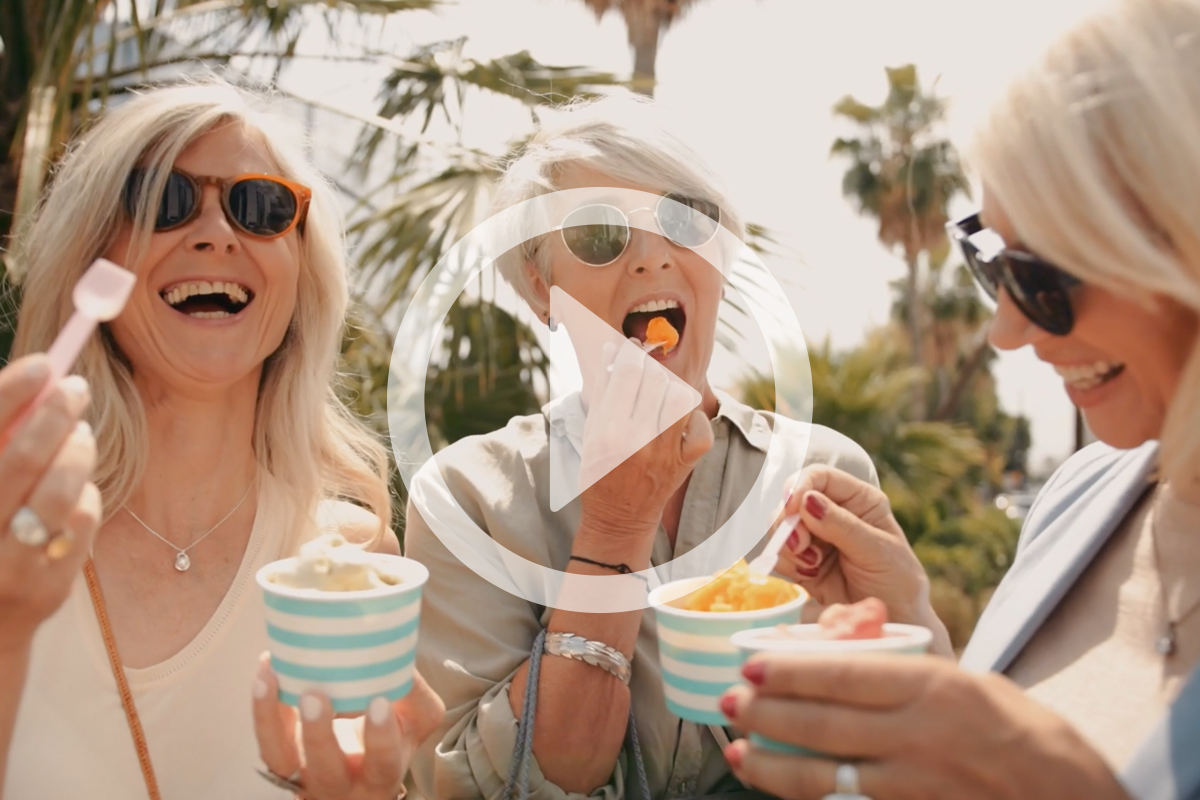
left=548, top=286, right=702, bottom=512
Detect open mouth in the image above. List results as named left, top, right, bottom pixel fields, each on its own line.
left=622, top=299, right=687, bottom=353
left=1054, top=360, right=1125, bottom=392
left=160, top=280, right=254, bottom=320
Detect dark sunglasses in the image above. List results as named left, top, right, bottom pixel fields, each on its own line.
left=948, top=212, right=1082, bottom=336
left=557, top=194, right=722, bottom=266
left=123, top=168, right=312, bottom=239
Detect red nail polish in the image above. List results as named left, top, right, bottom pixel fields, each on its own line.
left=786, top=531, right=800, bottom=551
left=743, top=661, right=766, bottom=685
left=724, top=743, right=743, bottom=770
left=805, top=493, right=827, bottom=520
left=720, top=694, right=739, bottom=720
left=798, top=545, right=819, bottom=566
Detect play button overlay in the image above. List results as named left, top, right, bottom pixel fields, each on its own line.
left=547, top=286, right=702, bottom=512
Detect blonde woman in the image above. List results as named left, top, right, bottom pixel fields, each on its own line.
left=1, top=82, right=442, bottom=800
left=720, top=1, right=1200, bottom=798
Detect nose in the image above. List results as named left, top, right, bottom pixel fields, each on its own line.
left=183, top=186, right=240, bottom=255
left=988, top=286, right=1046, bottom=351
left=624, top=210, right=674, bottom=276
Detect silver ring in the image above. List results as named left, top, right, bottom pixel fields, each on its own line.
left=836, top=762, right=861, bottom=794
left=10, top=507, right=50, bottom=548
left=256, top=767, right=304, bottom=793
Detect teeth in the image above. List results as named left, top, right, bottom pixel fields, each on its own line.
left=629, top=299, right=680, bottom=314
left=161, top=281, right=250, bottom=307
left=1054, top=360, right=1123, bottom=390
left=188, top=311, right=231, bottom=319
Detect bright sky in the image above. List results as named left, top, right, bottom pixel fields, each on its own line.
left=277, top=0, right=1115, bottom=474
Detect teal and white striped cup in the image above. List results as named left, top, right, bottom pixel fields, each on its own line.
left=650, top=576, right=805, bottom=725
left=731, top=623, right=934, bottom=754
left=256, top=555, right=428, bottom=714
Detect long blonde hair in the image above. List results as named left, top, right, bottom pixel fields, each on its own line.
left=9, top=80, right=391, bottom=548
left=972, top=0, right=1200, bottom=482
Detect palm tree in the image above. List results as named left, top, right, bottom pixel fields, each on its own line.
left=830, top=64, right=971, bottom=418
left=576, top=0, right=703, bottom=95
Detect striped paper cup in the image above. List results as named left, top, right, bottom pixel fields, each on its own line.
left=650, top=576, right=805, bottom=725
left=256, top=555, right=428, bottom=714
left=731, top=623, right=933, bottom=754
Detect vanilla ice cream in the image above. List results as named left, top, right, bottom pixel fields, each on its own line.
left=267, top=533, right=400, bottom=591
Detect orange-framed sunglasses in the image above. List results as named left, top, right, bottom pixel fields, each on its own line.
left=122, top=167, right=312, bottom=240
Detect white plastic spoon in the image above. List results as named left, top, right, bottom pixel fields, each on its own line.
left=747, top=513, right=802, bottom=581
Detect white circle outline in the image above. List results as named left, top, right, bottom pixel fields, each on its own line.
left=387, top=187, right=813, bottom=612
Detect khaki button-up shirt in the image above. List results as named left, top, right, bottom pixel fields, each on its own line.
left=405, top=393, right=877, bottom=800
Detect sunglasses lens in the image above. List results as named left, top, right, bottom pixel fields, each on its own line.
left=1004, top=255, right=1075, bottom=335
left=227, top=178, right=299, bottom=236
left=963, top=246, right=1000, bottom=302
left=124, top=170, right=197, bottom=230
left=658, top=194, right=720, bottom=247
left=562, top=205, right=629, bottom=266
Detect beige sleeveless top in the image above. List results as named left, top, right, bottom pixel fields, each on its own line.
left=4, top=476, right=329, bottom=800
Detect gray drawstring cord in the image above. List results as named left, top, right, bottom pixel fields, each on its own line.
left=503, top=629, right=650, bottom=800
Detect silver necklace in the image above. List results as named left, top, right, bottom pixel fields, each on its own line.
left=1149, top=486, right=1200, bottom=656
left=123, top=481, right=255, bottom=572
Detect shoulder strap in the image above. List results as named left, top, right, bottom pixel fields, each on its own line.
left=83, top=560, right=162, bottom=800
left=504, top=629, right=649, bottom=800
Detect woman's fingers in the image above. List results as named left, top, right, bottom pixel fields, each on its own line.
left=21, top=421, right=97, bottom=537
left=298, top=692, right=353, bottom=797
left=783, top=465, right=897, bottom=532
left=745, top=651, right=936, bottom=707
left=0, top=376, right=90, bottom=525
left=359, top=697, right=405, bottom=792
left=0, top=356, right=51, bottom=436
left=251, top=654, right=303, bottom=782
left=393, top=671, right=445, bottom=748
left=725, top=740, right=893, bottom=800
left=796, top=490, right=901, bottom=566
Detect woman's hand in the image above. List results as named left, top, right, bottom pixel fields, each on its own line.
left=720, top=653, right=1130, bottom=800
left=770, top=465, right=950, bottom=654
left=253, top=654, right=445, bottom=799
left=0, top=355, right=101, bottom=654
left=578, top=340, right=712, bottom=538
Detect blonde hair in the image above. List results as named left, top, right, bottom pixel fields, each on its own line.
left=972, top=0, right=1200, bottom=481
left=10, top=80, right=391, bottom=548
left=492, top=94, right=745, bottom=315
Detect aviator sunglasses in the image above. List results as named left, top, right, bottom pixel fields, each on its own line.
left=948, top=212, right=1082, bottom=336
left=123, top=168, right=312, bottom=239
left=557, top=193, right=722, bottom=266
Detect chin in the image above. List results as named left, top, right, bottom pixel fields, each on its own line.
left=1082, top=412, right=1164, bottom=450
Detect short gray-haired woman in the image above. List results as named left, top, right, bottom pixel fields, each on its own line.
left=404, top=97, right=943, bottom=800
left=721, top=1, right=1200, bottom=798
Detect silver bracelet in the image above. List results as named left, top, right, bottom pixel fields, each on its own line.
left=543, top=632, right=633, bottom=685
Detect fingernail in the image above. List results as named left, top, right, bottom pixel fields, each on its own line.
left=59, top=375, right=90, bottom=404
left=804, top=492, right=827, bottom=521
left=724, top=743, right=744, bottom=770
left=300, top=694, right=322, bottom=722
left=797, top=565, right=820, bottom=578
left=24, top=358, right=49, bottom=383
left=798, top=545, right=819, bottom=566
left=719, top=694, right=739, bottom=720
left=743, top=661, right=766, bottom=686
left=252, top=678, right=269, bottom=700
left=368, top=696, right=390, bottom=727
left=75, top=420, right=92, bottom=437
left=786, top=531, right=799, bottom=551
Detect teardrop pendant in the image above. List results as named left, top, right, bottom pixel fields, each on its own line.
left=1156, top=623, right=1176, bottom=656
left=174, top=551, right=191, bottom=572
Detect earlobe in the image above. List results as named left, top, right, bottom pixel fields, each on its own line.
left=524, top=259, right=552, bottom=319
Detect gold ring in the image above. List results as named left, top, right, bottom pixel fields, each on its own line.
left=46, top=528, right=75, bottom=561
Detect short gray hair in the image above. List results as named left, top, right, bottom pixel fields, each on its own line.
left=492, top=94, right=745, bottom=315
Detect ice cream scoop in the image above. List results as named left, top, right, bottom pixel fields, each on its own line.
left=266, top=533, right=400, bottom=591
left=643, top=316, right=679, bottom=353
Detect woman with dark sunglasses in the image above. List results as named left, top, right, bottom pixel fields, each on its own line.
left=402, top=95, right=888, bottom=800
left=719, top=1, right=1200, bottom=799
left=0, top=81, right=443, bottom=799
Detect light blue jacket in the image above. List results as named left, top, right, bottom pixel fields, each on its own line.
left=960, top=441, right=1200, bottom=800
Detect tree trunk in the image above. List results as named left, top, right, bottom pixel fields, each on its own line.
left=624, top=10, right=660, bottom=96
left=906, top=250, right=924, bottom=419
left=933, top=335, right=990, bottom=421
left=1074, top=408, right=1087, bottom=452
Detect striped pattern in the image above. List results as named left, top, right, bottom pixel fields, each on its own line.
left=257, top=556, right=428, bottom=714
left=651, top=577, right=804, bottom=725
